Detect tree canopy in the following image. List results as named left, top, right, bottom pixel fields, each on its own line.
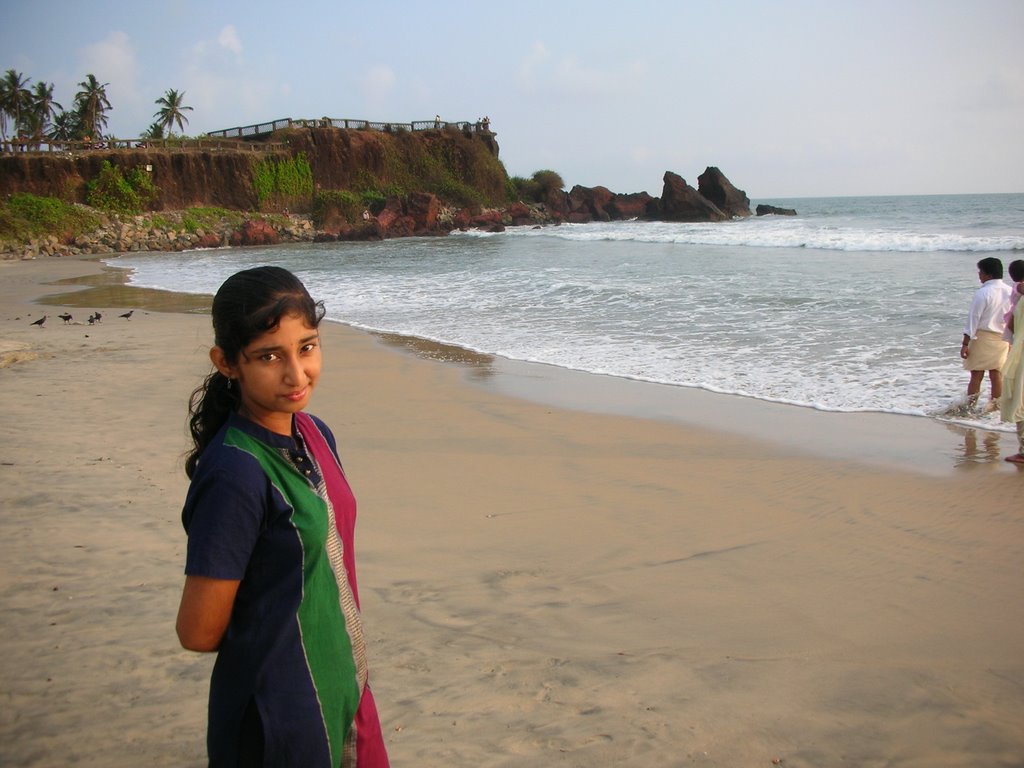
left=154, top=88, right=193, bottom=136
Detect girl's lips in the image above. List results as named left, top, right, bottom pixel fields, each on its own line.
left=283, top=388, right=308, bottom=402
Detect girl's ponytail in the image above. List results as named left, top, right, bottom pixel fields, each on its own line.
left=185, top=371, right=239, bottom=479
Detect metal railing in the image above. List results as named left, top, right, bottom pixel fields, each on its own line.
left=0, top=136, right=289, bottom=155
left=206, top=117, right=494, bottom=140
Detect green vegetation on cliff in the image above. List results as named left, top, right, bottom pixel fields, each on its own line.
left=85, top=160, right=159, bottom=214
left=0, top=192, right=99, bottom=242
left=252, top=153, right=314, bottom=212
left=283, top=125, right=508, bottom=213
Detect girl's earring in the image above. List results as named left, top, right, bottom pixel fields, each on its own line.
left=226, top=377, right=234, bottom=391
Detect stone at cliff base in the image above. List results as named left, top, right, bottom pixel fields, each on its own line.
left=471, top=210, right=503, bottom=228
left=508, top=201, right=533, bottom=226
left=697, top=167, right=752, bottom=218
left=231, top=219, right=281, bottom=247
left=568, top=185, right=614, bottom=222
left=756, top=204, right=798, bottom=216
left=607, top=192, right=655, bottom=220
left=659, top=171, right=728, bottom=222
left=452, top=208, right=472, bottom=230
left=405, top=191, right=439, bottom=230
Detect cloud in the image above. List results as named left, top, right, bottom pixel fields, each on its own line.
left=358, top=65, right=397, bottom=110
left=80, top=30, right=136, bottom=82
left=517, top=40, right=642, bottom=97
left=217, top=25, right=242, bottom=57
left=519, top=41, right=549, bottom=84
left=78, top=31, right=143, bottom=131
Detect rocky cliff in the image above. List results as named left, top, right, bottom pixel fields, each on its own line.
left=0, top=126, right=506, bottom=212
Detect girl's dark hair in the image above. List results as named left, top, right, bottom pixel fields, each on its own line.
left=185, top=266, right=326, bottom=478
left=1009, top=259, right=1024, bottom=283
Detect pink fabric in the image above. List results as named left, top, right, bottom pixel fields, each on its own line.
left=295, top=412, right=390, bottom=766
left=296, top=412, right=360, bottom=607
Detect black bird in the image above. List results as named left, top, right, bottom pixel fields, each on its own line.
left=93, top=311, right=102, bottom=322
left=119, top=310, right=134, bottom=319
left=58, top=313, right=73, bottom=324
left=30, top=315, right=47, bottom=327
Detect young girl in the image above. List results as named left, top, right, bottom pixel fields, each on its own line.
left=176, top=266, right=390, bottom=767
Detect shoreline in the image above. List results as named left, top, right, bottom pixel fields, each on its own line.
left=3, top=256, right=1022, bottom=766
left=35, top=257, right=1021, bottom=476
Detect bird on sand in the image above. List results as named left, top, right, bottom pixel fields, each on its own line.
left=119, top=310, right=134, bottom=319
left=87, top=311, right=102, bottom=324
left=58, top=313, right=73, bottom=324
left=30, top=315, right=47, bottom=327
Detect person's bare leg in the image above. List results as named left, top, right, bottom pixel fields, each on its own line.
left=967, top=370, right=985, bottom=404
left=989, top=369, right=1003, bottom=401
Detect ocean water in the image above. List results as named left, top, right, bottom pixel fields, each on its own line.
left=110, top=193, right=1024, bottom=431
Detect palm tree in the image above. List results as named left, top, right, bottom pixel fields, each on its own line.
left=154, top=88, right=193, bottom=136
left=141, top=121, right=165, bottom=140
left=29, top=81, right=62, bottom=144
left=48, top=110, right=80, bottom=142
left=0, top=69, right=32, bottom=142
left=74, top=73, right=112, bottom=141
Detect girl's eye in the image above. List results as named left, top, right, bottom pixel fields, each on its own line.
left=260, top=352, right=279, bottom=362
left=301, top=342, right=318, bottom=353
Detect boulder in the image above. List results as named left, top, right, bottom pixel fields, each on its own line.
left=471, top=210, right=504, bottom=228
left=607, top=191, right=655, bottom=220
left=544, top=188, right=571, bottom=217
left=659, top=171, right=727, bottom=222
left=756, top=204, right=798, bottom=216
left=452, top=208, right=472, bottom=230
left=405, top=191, right=439, bottom=230
left=697, top=167, right=752, bottom=218
left=508, top=201, right=533, bottom=226
left=230, top=218, right=281, bottom=246
left=568, top=185, right=613, bottom=221
left=195, top=232, right=222, bottom=249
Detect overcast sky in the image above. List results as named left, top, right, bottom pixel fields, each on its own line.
left=2, top=0, right=1021, bottom=198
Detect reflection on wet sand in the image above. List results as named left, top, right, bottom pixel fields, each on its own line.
left=41, top=264, right=212, bottom=314
left=372, top=331, right=496, bottom=380
left=945, top=422, right=1004, bottom=468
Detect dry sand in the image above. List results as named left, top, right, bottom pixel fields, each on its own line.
left=1, top=256, right=1022, bottom=767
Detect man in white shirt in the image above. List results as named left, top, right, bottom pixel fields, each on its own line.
left=961, top=256, right=1013, bottom=408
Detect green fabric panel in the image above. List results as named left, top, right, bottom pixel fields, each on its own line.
left=224, top=426, right=360, bottom=764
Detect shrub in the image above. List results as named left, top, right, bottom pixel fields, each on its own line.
left=86, top=161, right=159, bottom=214
left=0, top=193, right=100, bottom=241
left=532, top=169, right=565, bottom=196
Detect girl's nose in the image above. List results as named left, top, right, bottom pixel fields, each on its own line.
left=283, top=356, right=304, bottom=384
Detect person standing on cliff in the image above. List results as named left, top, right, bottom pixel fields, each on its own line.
left=961, top=256, right=1013, bottom=410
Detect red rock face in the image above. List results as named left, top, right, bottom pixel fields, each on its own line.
left=406, top=191, right=439, bottom=230
left=607, top=192, right=655, bottom=220
left=230, top=218, right=281, bottom=246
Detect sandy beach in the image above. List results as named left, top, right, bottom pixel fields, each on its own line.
left=1, top=256, right=1022, bottom=767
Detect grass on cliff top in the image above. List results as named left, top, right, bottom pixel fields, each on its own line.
left=0, top=193, right=102, bottom=243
